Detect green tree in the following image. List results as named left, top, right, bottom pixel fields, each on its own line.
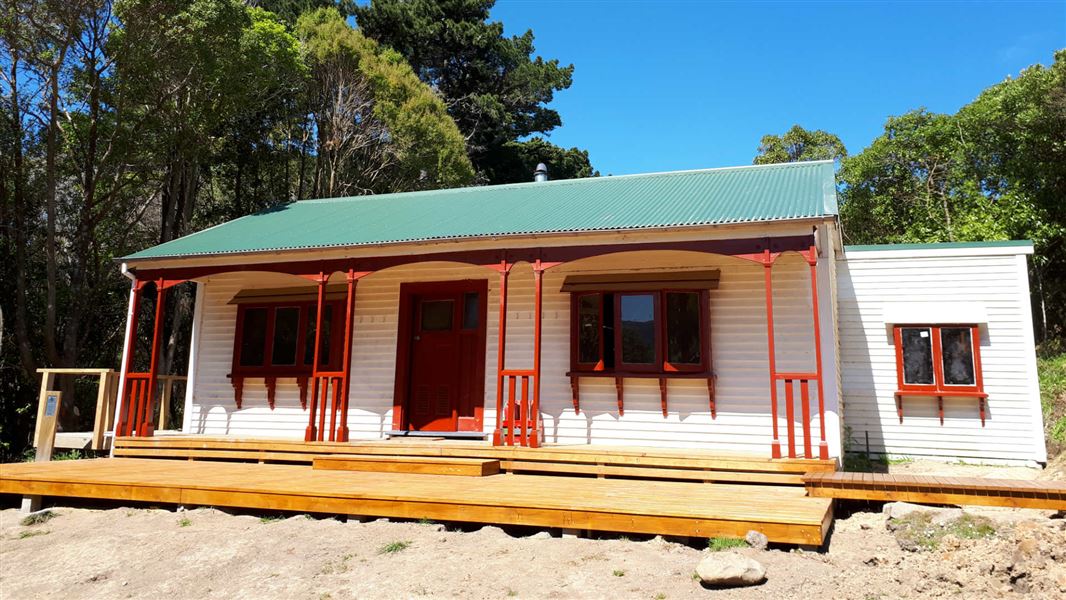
left=839, top=50, right=1066, bottom=340
left=754, top=125, right=847, bottom=165
left=354, top=0, right=591, bottom=183
left=296, top=7, right=474, bottom=196
left=480, top=137, right=598, bottom=183
left=250, top=0, right=354, bottom=27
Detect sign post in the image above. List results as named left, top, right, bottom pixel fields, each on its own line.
left=23, top=391, right=61, bottom=512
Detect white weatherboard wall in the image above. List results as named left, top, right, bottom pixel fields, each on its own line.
left=837, top=244, right=1045, bottom=465
left=184, top=245, right=841, bottom=457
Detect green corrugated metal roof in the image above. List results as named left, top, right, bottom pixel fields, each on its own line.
left=845, top=240, right=1033, bottom=252
left=124, top=160, right=837, bottom=261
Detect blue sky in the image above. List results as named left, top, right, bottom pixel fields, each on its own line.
left=490, top=0, right=1065, bottom=176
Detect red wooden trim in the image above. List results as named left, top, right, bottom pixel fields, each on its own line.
left=569, top=292, right=606, bottom=372
left=707, top=375, right=717, bottom=419
left=570, top=376, right=581, bottom=414
left=141, top=282, right=167, bottom=436
left=531, top=261, right=544, bottom=448
left=130, top=235, right=816, bottom=282
left=265, top=377, right=276, bottom=410
left=493, top=262, right=511, bottom=445
left=233, top=376, right=244, bottom=409
left=567, top=370, right=714, bottom=379
left=662, top=290, right=710, bottom=373
left=659, top=378, right=668, bottom=417
left=800, top=379, right=812, bottom=459
left=507, top=375, right=517, bottom=446
left=615, top=377, right=625, bottom=416
left=938, top=395, right=944, bottom=425
left=392, top=278, right=489, bottom=434
left=784, top=378, right=796, bottom=458
left=335, top=270, right=365, bottom=442
left=120, top=284, right=143, bottom=435
left=305, top=275, right=326, bottom=441
left=891, top=323, right=980, bottom=398
left=808, top=250, right=829, bottom=460
left=763, top=252, right=781, bottom=458
left=298, top=376, right=308, bottom=410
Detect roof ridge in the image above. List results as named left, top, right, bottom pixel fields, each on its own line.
left=298, top=160, right=836, bottom=206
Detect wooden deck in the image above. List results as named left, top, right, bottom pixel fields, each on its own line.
left=112, top=436, right=836, bottom=486
left=804, top=472, right=1066, bottom=510
left=1, top=457, right=834, bottom=545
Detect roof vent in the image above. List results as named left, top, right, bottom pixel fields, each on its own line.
left=534, top=163, right=548, bottom=182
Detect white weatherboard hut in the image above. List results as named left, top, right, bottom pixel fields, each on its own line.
left=113, top=161, right=1046, bottom=466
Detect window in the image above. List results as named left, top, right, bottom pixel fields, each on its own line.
left=233, top=300, right=344, bottom=375
left=570, top=290, right=709, bottom=374
left=893, top=324, right=982, bottom=393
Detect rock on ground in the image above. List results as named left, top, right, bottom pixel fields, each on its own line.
left=745, top=530, right=769, bottom=551
left=696, top=551, right=766, bottom=587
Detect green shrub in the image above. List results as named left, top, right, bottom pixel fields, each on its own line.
left=378, top=540, right=411, bottom=554
left=706, top=537, right=746, bottom=552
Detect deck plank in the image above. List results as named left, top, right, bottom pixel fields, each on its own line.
left=1, top=458, right=832, bottom=544
left=803, top=471, right=1066, bottom=510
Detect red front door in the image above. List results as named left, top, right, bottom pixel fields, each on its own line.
left=402, top=282, right=486, bottom=432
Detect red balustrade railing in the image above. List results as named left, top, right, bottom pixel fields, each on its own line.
left=308, top=371, right=345, bottom=442
left=118, top=372, right=153, bottom=437
left=774, top=372, right=824, bottom=459
left=499, top=369, right=537, bottom=447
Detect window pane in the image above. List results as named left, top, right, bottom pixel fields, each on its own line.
left=578, top=294, right=601, bottom=364
left=239, top=308, right=267, bottom=367
left=620, top=294, right=656, bottom=364
left=270, top=307, right=300, bottom=365
left=421, top=300, right=454, bottom=331
left=941, top=327, right=976, bottom=385
left=462, top=293, right=479, bottom=330
left=304, top=305, right=333, bottom=366
left=901, top=327, right=934, bottom=385
left=666, top=292, right=701, bottom=364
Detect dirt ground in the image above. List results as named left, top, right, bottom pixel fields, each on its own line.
left=2, top=461, right=1065, bottom=600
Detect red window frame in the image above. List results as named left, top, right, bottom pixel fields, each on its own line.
left=231, top=300, right=345, bottom=377
left=893, top=324, right=983, bottom=394
left=569, top=289, right=710, bottom=376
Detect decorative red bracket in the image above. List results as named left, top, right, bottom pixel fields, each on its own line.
left=615, top=377, right=625, bottom=416
left=265, top=377, right=277, bottom=410
left=707, top=375, right=717, bottom=419
left=658, top=378, right=668, bottom=417
left=895, top=391, right=989, bottom=427
left=232, top=376, right=244, bottom=409
left=570, top=376, right=580, bottom=414
left=298, top=377, right=309, bottom=410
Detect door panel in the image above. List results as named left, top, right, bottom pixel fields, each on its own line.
left=405, top=284, right=485, bottom=432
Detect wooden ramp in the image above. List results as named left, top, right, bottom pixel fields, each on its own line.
left=804, top=472, right=1066, bottom=510
left=1, top=458, right=834, bottom=545
left=113, top=436, right=835, bottom=486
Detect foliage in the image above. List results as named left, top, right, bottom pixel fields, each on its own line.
left=838, top=50, right=1066, bottom=341
left=354, top=0, right=592, bottom=182
left=889, top=512, right=995, bottom=551
left=20, top=510, right=56, bottom=526
left=480, top=137, right=598, bottom=183
left=178, top=516, right=191, bottom=527
left=296, top=7, right=474, bottom=196
left=706, top=537, right=747, bottom=552
left=377, top=540, right=411, bottom=554
left=1038, top=347, right=1066, bottom=455
left=753, top=125, right=847, bottom=164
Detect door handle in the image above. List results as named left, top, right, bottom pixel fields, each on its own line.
left=414, top=335, right=421, bottom=341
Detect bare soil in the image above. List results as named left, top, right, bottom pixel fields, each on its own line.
left=2, top=461, right=1064, bottom=599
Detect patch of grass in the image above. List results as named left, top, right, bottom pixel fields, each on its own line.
left=178, top=517, right=192, bottom=527
left=653, top=594, right=667, bottom=600
left=612, top=569, right=625, bottom=577
left=691, top=571, right=701, bottom=581
left=1038, top=347, right=1066, bottom=455
left=20, top=510, right=56, bottom=526
left=506, top=589, right=517, bottom=597
left=890, top=512, right=995, bottom=551
left=260, top=515, right=283, bottom=524
left=19, top=529, right=50, bottom=539
left=378, top=540, right=411, bottom=554
left=417, top=518, right=436, bottom=525
left=706, top=537, right=746, bottom=552
left=843, top=452, right=889, bottom=473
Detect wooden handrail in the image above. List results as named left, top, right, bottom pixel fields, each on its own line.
left=34, top=368, right=119, bottom=451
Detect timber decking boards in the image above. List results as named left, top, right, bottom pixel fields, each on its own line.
left=113, top=436, right=836, bottom=475
left=804, top=472, right=1066, bottom=510
left=313, top=456, right=500, bottom=476
left=0, top=458, right=834, bottom=545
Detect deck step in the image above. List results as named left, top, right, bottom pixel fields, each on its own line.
left=804, top=472, right=1066, bottom=510
left=314, top=455, right=500, bottom=477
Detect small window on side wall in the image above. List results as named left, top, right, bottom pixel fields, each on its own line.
left=893, top=324, right=982, bottom=394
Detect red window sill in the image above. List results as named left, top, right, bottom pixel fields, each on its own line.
left=566, top=371, right=717, bottom=419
